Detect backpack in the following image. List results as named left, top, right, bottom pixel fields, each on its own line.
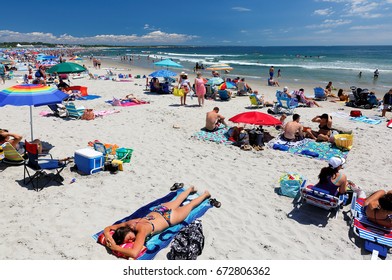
left=350, top=110, right=362, bottom=117
left=248, top=129, right=264, bottom=146
left=167, top=220, right=205, bottom=260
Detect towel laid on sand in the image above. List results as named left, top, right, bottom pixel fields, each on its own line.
left=77, top=95, right=101, bottom=101
left=92, top=189, right=212, bottom=260
left=268, top=137, right=348, bottom=161
left=192, top=125, right=233, bottom=145
left=105, top=100, right=148, bottom=107
left=349, top=116, right=382, bottom=125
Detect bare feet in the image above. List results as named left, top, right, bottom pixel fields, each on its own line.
left=189, top=186, right=197, bottom=194
left=203, top=190, right=211, bottom=198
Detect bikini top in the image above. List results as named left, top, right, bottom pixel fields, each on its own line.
left=319, top=124, right=331, bottom=130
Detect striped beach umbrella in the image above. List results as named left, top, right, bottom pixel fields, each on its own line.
left=206, top=63, right=233, bottom=71
left=0, top=84, right=68, bottom=140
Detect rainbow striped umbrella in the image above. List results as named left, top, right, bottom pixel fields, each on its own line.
left=0, top=84, right=68, bottom=140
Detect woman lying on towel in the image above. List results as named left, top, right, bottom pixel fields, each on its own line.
left=120, top=94, right=143, bottom=104
left=103, top=187, right=218, bottom=259
left=364, top=190, right=392, bottom=228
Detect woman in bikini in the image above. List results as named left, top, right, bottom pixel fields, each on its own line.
left=364, top=190, right=392, bottom=228
left=103, top=186, right=220, bottom=259
left=313, top=156, right=347, bottom=196
left=305, top=113, right=332, bottom=142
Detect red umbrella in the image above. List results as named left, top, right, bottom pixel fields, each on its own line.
left=229, top=111, right=282, bottom=126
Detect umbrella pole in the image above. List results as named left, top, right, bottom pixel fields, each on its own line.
left=30, top=105, right=34, bottom=141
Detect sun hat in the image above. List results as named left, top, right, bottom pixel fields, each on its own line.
left=329, top=157, right=346, bottom=169
left=181, top=71, right=186, bottom=75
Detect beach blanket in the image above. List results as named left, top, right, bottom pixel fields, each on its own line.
left=94, top=109, right=120, bottom=117
left=268, top=136, right=348, bottom=161
left=191, top=126, right=233, bottom=145
left=349, top=116, right=382, bottom=125
left=92, top=189, right=212, bottom=260
left=77, top=95, right=101, bottom=101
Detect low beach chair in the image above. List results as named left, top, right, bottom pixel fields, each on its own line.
left=218, top=90, right=230, bottom=101
left=1, top=142, right=25, bottom=165
left=249, top=94, right=263, bottom=108
left=351, top=193, right=392, bottom=259
left=65, top=102, right=85, bottom=119
left=23, top=141, right=70, bottom=191
left=298, top=183, right=347, bottom=218
left=314, top=87, right=327, bottom=101
left=272, top=90, right=298, bottom=115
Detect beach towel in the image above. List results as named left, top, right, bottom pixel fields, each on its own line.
left=349, top=116, right=382, bottom=125
left=92, top=189, right=212, bottom=260
left=77, top=95, right=101, bottom=101
left=191, top=125, right=233, bottom=145
left=268, top=137, right=348, bottom=162
left=94, top=109, right=121, bottom=117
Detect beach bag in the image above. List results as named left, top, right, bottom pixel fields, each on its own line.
left=278, top=173, right=304, bottom=198
left=112, top=98, right=121, bottom=106
left=173, top=87, right=184, bottom=97
left=81, top=109, right=95, bottom=120
left=248, top=129, right=264, bottom=146
left=350, top=110, right=362, bottom=117
left=167, top=220, right=204, bottom=260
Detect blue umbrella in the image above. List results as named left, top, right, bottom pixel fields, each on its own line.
left=206, top=77, right=224, bottom=86
left=154, top=59, right=183, bottom=68
left=0, top=84, right=68, bottom=140
left=149, top=69, right=177, bottom=77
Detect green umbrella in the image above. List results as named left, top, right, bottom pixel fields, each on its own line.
left=46, top=62, right=86, bottom=74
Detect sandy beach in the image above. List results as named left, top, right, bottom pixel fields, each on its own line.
left=1, top=56, right=391, bottom=260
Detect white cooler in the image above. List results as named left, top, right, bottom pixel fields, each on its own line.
left=74, top=148, right=104, bottom=175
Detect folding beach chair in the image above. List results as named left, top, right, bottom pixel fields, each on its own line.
left=298, top=183, right=347, bottom=218
left=351, top=193, right=392, bottom=259
left=272, top=90, right=298, bottom=115
left=1, top=142, right=25, bottom=165
left=218, top=90, right=230, bottom=101
left=64, top=102, right=85, bottom=119
left=314, top=87, right=327, bottom=101
left=249, top=94, right=263, bottom=108
left=23, top=141, right=70, bottom=191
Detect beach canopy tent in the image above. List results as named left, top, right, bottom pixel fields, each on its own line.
left=46, top=62, right=87, bottom=74
left=206, top=63, right=233, bottom=71
left=149, top=69, right=177, bottom=78
left=154, top=59, right=183, bottom=69
left=229, top=111, right=282, bottom=126
left=0, top=84, right=68, bottom=140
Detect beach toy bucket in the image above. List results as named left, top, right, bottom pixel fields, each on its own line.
left=116, top=148, right=133, bottom=163
left=334, top=134, right=353, bottom=150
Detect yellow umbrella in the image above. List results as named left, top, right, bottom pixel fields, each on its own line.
left=206, top=63, right=233, bottom=71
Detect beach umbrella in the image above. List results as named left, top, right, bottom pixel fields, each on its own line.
left=149, top=69, right=177, bottom=77
left=229, top=111, right=282, bottom=126
left=206, top=63, right=233, bottom=71
left=0, top=84, right=68, bottom=140
left=46, top=62, right=87, bottom=74
left=219, top=81, right=236, bottom=90
left=154, top=59, right=183, bottom=69
left=206, top=77, right=224, bottom=86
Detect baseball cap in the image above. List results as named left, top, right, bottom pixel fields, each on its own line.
left=283, top=86, right=288, bottom=91
left=329, top=157, right=346, bottom=169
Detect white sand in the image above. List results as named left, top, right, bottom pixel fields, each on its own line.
left=0, top=58, right=391, bottom=260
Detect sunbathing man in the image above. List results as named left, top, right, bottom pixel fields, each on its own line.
left=364, top=190, right=392, bottom=228
left=205, top=107, right=228, bottom=132
left=282, top=114, right=304, bottom=142
left=103, top=186, right=218, bottom=259
left=305, top=113, right=332, bottom=142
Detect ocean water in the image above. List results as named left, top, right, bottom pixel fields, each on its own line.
left=81, top=45, right=392, bottom=94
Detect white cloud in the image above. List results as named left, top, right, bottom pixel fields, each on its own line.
left=314, top=29, right=332, bottom=34
left=232, top=7, right=251, bottom=12
left=349, top=24, right=385, bottom=30
left=314, top=8, right=334, bottom=16
left=0, top=30, right=198, bottom=45
left=307, top=19, right=352, bottom=29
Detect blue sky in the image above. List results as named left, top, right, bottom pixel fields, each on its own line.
left=1, top=0, right=392, bottom=46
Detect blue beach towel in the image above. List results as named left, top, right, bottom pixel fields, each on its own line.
left=192, top=125, right=233, bottom=145
left=77, top=94, right=101, bottom=100
left=349, top=116, right=382, bottom=125
left=92, top=189, right=212, bottom=260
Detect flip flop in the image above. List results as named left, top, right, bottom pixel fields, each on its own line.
left=170, top=183, right=184, bottom=191
left=210, top=198, right=221, bottom=208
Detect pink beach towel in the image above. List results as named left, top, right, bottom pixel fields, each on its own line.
left=95, top=109, right=121, bottom=117
left=120, top=101, right=149, bottom=107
